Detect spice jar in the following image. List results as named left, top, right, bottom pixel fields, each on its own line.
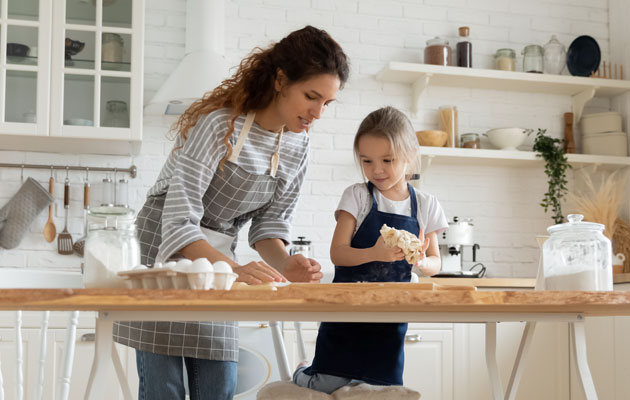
left=460, top=133, right=480, bottom=149
left=83, top=206, right=140, bottom=288
left=494, top=48, right=516, bottom=71
left=522, top=44, right=544, bottom=73
left=542, top=214, right=612, bottom=291
left=102, top=33, right=123, bottom=63
left=424, top=37, right=451, bottom=66
left=456, top=27, right=472, bottom=67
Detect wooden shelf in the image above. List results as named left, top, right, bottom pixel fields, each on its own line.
left=376, top=62, right=630, bottom=116
left=418, top=146, right=630, bottom=169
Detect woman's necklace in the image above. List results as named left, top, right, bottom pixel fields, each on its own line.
left=270, top=127, right=283, bottom=178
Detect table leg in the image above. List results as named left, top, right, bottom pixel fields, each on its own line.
left=485, top=322, right=503, bottom=400
left=270, top=321, right=292, bottom=381
left=504, top=322, right=536, bottom=400
left=570, top=321, right=598, bottom=400
left=84, top=313, right=132, bottom=400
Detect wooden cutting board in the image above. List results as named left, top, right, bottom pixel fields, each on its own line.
left=283, top=282, right=476, bottom=292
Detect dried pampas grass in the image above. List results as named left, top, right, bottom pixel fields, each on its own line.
left=614, top=218, right=630, bottom=273
left=566, top=167, right=627, bottom=240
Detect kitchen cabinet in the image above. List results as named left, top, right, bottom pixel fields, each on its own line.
left=0, top=311, right=138, bottom=400
left=282, top=322, right=455, bottom=400
left=0, top=0, right=144, bottom=155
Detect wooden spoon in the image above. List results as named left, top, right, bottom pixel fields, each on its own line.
left=43, top=176, right=56, bottom=243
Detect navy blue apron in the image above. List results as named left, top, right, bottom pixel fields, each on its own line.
left=306, top=182, right=420, bottom=386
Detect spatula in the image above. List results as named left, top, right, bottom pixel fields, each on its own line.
left=57, top=177, right=73, bottom=255
left=43, top=176, right=56, bottom=243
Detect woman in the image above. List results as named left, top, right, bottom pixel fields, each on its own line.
left=114, top=26, right=349, bottom=399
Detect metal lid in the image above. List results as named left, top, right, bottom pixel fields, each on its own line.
left=426, top=36, right=449, bottom=47
left=460, top=133, right=479, bottom=140
left=291, top=236, right=311, bottom=245
left=547, top=214, right=604, bottom=234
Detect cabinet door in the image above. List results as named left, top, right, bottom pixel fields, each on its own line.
left=0, top=0, right=51, bottom=135
left=50, top=0, right=143, bottom=141
left=402, top=329, right=453, bottom=400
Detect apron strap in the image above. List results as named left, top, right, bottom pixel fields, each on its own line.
left=227, top=111, right=255, bottom=163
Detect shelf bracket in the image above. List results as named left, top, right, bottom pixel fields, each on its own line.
left=571, top=87, right=597, bottom=125
left=411, top=74, right=432, bottom=116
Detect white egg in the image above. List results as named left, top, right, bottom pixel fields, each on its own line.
left=212, top=261, right=233, bottom=273
left=163, top=261, right=177, bottom=270
left=133, top=264, right=148, bottom=270
left=173, top=259, right=193, bottom=272
left=152, top=262, right=163, bottom=269
left=188, top=258, right=213, bottom=273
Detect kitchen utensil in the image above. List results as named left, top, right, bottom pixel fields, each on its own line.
left=415, top=130, right=447, bottom=147
left=290, top=236, right=312, bottom=258
left=439, top=217, right=480, bottom=273
left=580, top=111, right=622, bottom=134
left=484, top=127, right=533, bottom=151
left=543, top=35, right=566, bottom=75
left=543, top=214, right=612, bottom=290
left=57, top=176, right=73, bottom=255
left=101, top=177, right=114, bottom=206
left=115, top=178, right=128, bottom=207
left=564, top=112, right=575, bottom=153
left=6, top=43, right=30, bottom=57
left=43, top=176, right=56, bottom=243
left=582, top=131, right=628, bottom=156
left=566, top=35, right=601, bottom=77
left=73, top=179, right=90, bottom=256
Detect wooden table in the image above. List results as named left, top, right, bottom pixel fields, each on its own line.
left=2, top=283, right=629, bottom=400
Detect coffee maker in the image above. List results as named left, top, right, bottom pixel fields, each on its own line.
left=439, top=216, right=481, bottom=273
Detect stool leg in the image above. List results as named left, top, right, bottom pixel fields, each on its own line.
left=485, top=322, right=503, bottom=400
left=294, top=322, right=308, bottom=363
left=36, top=311, right=50, bottom=400
left=505, top=322, right=536, bottom=400
left=570, top=321, right=598, bottom=399
left=270, top=321, right=292, bottom=381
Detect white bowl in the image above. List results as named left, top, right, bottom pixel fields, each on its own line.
left=484, top=128, right=532, bottom=150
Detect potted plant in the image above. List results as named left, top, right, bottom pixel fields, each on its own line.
left=532, top=128, right=571, bottom=224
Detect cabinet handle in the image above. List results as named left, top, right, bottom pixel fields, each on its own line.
left=81, top=333, right=95, bottom=342
left=405, top=334, right=422, bottom=343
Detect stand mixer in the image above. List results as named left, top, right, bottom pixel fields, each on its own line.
left=438, top=216, right=483, bottom=276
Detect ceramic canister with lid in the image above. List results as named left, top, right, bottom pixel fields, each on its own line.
left=542, top=214, right=612, bottom=291
left=83, top=206, right=140, bottom=288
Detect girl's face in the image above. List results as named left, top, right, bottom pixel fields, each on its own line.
left=274, top=72, right=340, bottom=133
left=357, top=135, right=409, bottom=194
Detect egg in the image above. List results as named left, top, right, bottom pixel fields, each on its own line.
left=152, top=262, right=163, bottom=269
left=133, top=264, right=148, bottom=270
left=188, top=258, right=213, bottom=273
left=212, top=261, right=233, bottom=274
left=173, top=259, right=192, bottom=272
left=163, top=261, right=177, bottom=270
left=186, top=258, right=214, bottom=290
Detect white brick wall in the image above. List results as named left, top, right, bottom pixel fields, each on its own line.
left=0, top=0, right=612, bottom=279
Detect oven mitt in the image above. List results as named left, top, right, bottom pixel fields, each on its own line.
left=0, top=177, right=54, bottom=249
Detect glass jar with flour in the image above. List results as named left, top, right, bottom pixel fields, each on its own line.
left=83, top=206, right=139, bottom=288
left=542, top=214, right=612, bottom=291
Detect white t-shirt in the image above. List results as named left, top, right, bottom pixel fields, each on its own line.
left=335, top=183, right=449, bottom=236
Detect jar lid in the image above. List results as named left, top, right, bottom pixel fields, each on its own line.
left=426, top=37, right=449, bottom=46
left=547, top=214, right=604, bottom=234
left=88, top=206, right=135, bottom=228
left=461, top=133, right=479, bottom=140
left=523, top=44, right=543, bottom=54
left=495, top=48, right=516, bottom=58
left=291, top=236, right=311, bottom=245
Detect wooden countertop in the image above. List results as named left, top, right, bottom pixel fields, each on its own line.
left=1, top=283, right=630, bottom=316
left=418, top=277, right=536, bottom=288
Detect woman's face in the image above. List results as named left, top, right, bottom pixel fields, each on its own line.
left=275, top=72, right=341, bottom=133
left=358, top=135, right=409, bottom=194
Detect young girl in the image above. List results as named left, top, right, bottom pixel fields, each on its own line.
left=293, top=106, right=448, bottom=394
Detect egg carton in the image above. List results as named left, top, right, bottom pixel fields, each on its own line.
left=117, top=268, right=238, bottom=290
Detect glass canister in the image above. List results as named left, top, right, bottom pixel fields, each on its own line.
left=83, top=206, right=139, bottom=288
left=543, top=35, right=566, bottom=75
left=522, top=44, right=544, bottom=73
left=494, top=48, right=516, bottom=71
left=460, top=133, right=480, bottom=149
left=102, top=33, right=124, bottom=63
left=424, top=37, right=451, bottom=66
left=102, top=100, right=129, bottom=128
left=542, top=214, right=612, bottom=291
left=290, top=236, right=312, bottom=258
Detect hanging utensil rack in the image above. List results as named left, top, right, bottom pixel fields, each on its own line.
left=0, top=163, right=137, bottom=178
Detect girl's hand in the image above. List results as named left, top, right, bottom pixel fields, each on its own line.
left=234, top=261, right=287, bottom=285
left=414, top=236, right=432, bottom=271
left=371, top=236, right=405, bottom=262
left=281, top=254, right=323, bottom=283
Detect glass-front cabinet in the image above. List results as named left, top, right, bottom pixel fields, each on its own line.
left=0, top=0, right=143, bottom=152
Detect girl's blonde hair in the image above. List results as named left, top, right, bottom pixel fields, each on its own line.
left=353, top=106, right=419, bottom=178
left=171, top=26, right=349, bottom=170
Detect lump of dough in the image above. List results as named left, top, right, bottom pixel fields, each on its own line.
left=380, top=224, right=424, bottom=265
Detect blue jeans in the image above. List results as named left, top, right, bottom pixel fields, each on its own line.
left=136, top=350, right=237, bottom=400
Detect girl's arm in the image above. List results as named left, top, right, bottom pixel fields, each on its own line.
left=415, top=231, right=441, bottom=276
left=330, top=210, right=404, bottom=266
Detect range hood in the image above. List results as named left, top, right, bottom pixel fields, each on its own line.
left=145, top=0, right=228, bottom=115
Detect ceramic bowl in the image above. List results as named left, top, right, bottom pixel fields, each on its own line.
left=484, top=128, right=533, bottom=151
left=416, top=130, right=448, bottom=147
left=7, top=43, right=30, bottom=57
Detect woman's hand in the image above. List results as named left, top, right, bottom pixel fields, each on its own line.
left=371, top=236, right=405, bottom=262
left=281, top=254, right=323, bottom=283
left=233, top=261, right=287, bottom=285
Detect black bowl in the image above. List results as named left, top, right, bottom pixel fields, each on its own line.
left=566, top=35, right=601, bottom=77
left=65, top=38, right=85, bottom=58
left=7, top=43, right=29, bottom=57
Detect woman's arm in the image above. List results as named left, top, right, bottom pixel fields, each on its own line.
left=255, top=238, right=323, bottom=282
left=330, top=211, right=404, bottom=266
left=415, top=231, right=441, bottom=276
